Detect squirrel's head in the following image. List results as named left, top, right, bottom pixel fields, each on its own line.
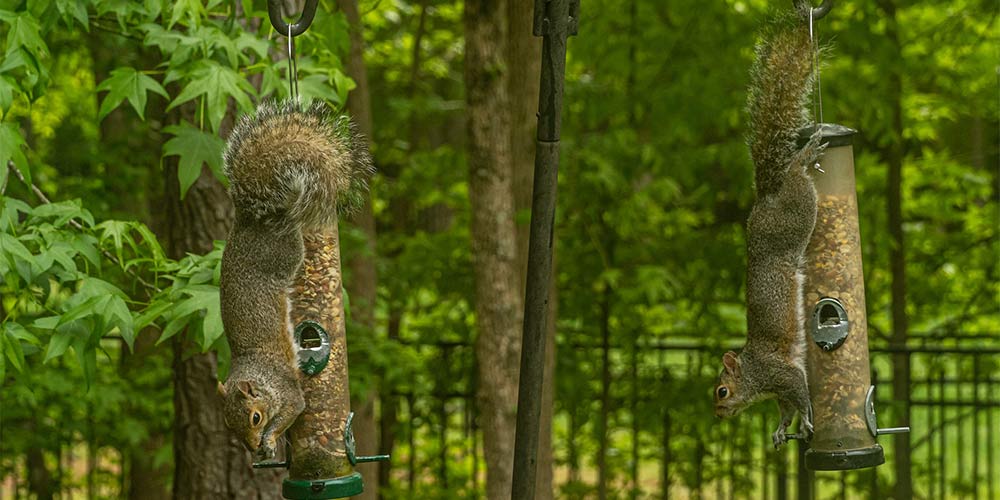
left=218, top=380, right=274, bottom=459
left=714, top=351, right=750, bottom=419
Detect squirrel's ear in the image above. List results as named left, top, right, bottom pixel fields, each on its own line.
left=236, top=380, right=258, bottom=398
left=722, top=351, right=740, bottom=376
left=217, top=381, right=227, bottom=397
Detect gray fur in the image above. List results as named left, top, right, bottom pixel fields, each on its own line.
left=714, top=13, right=822, bottom=448
left=219, top=100, right=374, bottom=459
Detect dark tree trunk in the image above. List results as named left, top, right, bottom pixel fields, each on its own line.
left=875, top=2, right=911, bottom=498
left=597, top=284, right=611, bottom=500
left=335, top=0, right=381, bottom=497
left=26, top=446, right=54, bottom=500
left=465, top=0, right=521, bottom=497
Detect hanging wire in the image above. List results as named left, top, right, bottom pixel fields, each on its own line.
left=287, top=21, right=299, bottom=101
left=810, top=8, right=823, bottom=126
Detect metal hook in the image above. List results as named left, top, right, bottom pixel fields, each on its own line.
left=793, top=0, right=833, bottom=21
left=267, top=0, right=319, bottom=37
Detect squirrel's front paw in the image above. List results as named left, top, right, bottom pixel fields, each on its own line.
left=772, top=430, right=788, bottom=449
left=802, top=418, right=814, bottom=437
left=255, top=444, right=276, bottom=461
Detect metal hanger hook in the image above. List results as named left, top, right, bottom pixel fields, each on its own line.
left=268, top=0, right=319, bottom=37
left=794, top=0, right=833, bottom=21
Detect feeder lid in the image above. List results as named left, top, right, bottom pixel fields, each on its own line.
left=797, top=123, right=858, bottom=148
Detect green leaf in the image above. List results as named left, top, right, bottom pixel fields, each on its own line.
left=4, top=12, right=48, bottom=59
left=107, top=295, right=135, bottom=350
left=162, top=123, right=226, bottom=198
left=135, top=298, right=172, bottom=330
left=200, top=296, right=222, bottom=352
left=96, top=67, right=168, bottom=121
left=55, top=0, right=88, bottom=29
left=0, top=75, right=15, bottom=114
left=95, top=220, right=134, bottom=264
left=168, top=0, right=205, bottom=29
left=5, top=321, right=38, bottom=344
left=132, top=222, right=166, bottom=265
left=0, top=122, right=30, bottom=187
left=297, top=74, right=341, bottom=107
left=44, top=328, right=73, bottom=362
left=166, top=61, right=254, bottom=132
left=2, top=323, right=26, bottom=372
left=70, top=233, right=100, bottom=266
left=31, top=316, right=60, bottom=330
left=0, top=233, right=34, bottom=263
left=32, top=199, right=93, bottom=227
left=235, top=30, right=269, bottom=59
left=0, top=197, right=31, bottom=231
left=57, top=295, right=106, bottom=327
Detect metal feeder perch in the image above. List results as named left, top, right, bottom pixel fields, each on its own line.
left=799, top=124, right=908, bottom=471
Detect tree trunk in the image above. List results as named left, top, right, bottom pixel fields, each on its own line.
left=465, top=0, right=521, bottom=497
left=25, top=446, right=53, bottom=500
left=335, top=0, right=381, bottom=497
left=875, top=2, right=911, bottom=498
left=597, top=284, right=611, bottom=500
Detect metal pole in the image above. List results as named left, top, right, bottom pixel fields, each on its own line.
left=510, top=0, right=578, bottom=498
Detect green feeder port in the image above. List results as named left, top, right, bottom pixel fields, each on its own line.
left=295, top=320, right=331, bottom=376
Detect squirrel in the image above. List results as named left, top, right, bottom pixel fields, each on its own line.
left=216, top=100, right=373, bottom=460
left=713, top=9, right=824, bottom=449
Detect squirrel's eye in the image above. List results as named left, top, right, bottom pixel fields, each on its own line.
left=251, top=411, right=262, bottom=426
left=717, top=387, right=729, bottom=399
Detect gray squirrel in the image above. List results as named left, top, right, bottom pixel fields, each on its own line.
left=713, top=10, right=824, bottom=449
left=216, top=101, right=373, bottom=460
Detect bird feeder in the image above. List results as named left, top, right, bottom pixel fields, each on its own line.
left=799, top=124, right=907, bottom=471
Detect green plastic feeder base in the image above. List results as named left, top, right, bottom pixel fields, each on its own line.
left=282, top=472, right=363, bottom=499
left=806, top=444, right=885, bottom=471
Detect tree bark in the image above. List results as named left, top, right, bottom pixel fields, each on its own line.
left=335, top=0, right=381, bottom=497
left=875, top=1, right=911, bottom=498
left=465, top=0, right=521, bottom=497
left=26, top=445, right=54, bottom=500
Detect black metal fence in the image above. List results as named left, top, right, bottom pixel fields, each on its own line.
left=383, top=336, right=1000, bottom=499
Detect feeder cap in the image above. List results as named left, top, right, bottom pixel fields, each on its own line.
left=797, top=123, right=858, bottom=148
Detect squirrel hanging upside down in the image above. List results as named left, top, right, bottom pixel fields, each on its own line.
left=217, top=101, right=373, bottom=461
left=713, top=10, right=824, bottom=449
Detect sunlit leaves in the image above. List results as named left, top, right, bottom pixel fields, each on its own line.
left=54, top=0, right=89, bottom=30
left=166, top=60, right=254, bottom=132
left=96, top=67, right=168, bottom=121
left=161, top=123, right=227, bottom=198
left=1, top=11, right=48, bottom=59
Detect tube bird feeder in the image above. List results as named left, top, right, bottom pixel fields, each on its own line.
left=283, top=226, right=361, bottom=497
left=800, top=124, right=907, bottom=471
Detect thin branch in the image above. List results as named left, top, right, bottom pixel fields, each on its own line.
left=89, top=19, right=145, bottom=42
left=6, top=161, right=161, bottom=293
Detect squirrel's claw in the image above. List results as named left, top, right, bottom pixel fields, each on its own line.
left=772, top=429, right=788, bottom=449
left=255, top=444, right=276, bottom=461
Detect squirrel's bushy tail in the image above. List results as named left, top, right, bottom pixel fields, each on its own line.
left=746, top=9, right=817, bottom=197
left=224, top=100, right=374, bottom=230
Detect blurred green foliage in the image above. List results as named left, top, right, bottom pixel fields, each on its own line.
left=0, top=0, right=996, bottom=497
